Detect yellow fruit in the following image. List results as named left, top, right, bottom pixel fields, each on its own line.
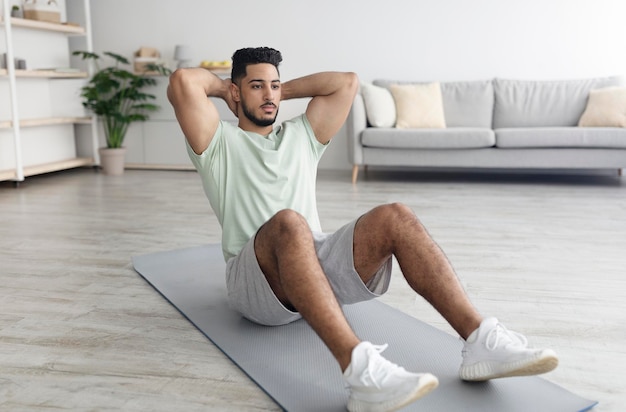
left=199, top=60, right=230, bottom=69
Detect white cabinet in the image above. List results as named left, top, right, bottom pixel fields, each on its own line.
left=0, top=0, right=97, bottom=183
left=124, top=74, right=236, bottom=170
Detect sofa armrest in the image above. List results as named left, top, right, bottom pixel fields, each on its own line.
left=346, top=93, right=367, bottom=166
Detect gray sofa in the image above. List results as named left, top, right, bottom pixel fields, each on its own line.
left=347, top=76, right=626, bottom=183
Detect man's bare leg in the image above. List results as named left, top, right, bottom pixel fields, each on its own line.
left=254, top=209, right=359, bottom=370
left=254, top=207, right=444, bottom=409
left=353, top=203, right=482, bottom=339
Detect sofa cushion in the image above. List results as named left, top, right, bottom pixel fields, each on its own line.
left=578, top=86, right=626, bottom=127
left=389, top=83, right=446, bottom=129
left=493, top=76, right=623, bottom=128
left=495, top=127, right=626, bottom=149
left=361, top=128, right=495, bottom=149
left=374, top=79, right=494, bottom=128
left=359, top=82, right=396, bottom=127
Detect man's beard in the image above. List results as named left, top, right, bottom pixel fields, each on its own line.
left=241, top=98, right=279, bottom=127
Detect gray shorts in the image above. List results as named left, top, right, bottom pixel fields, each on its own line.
left=225, top=218, right=392, bottom=326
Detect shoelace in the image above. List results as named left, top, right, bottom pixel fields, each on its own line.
left=485, top=322, right=528, bottom=351
left=360, top=343, right=402, bottom=389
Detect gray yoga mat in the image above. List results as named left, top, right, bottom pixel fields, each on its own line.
left=132, top=244, right=597, bottom=412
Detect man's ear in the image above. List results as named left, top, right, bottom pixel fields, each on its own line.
left=230, top=82, right=241, bottom=102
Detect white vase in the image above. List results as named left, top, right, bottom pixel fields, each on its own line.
left=99, top=147, right=127, bottom=176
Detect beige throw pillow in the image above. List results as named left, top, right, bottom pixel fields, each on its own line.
left=390, top=82, right=446, bottom=129
left=578, top=86, right=626, bottom=127
left=360, top=83, right=396, bottom=127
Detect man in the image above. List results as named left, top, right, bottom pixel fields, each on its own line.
left=168, top=47, right=558, bottom=412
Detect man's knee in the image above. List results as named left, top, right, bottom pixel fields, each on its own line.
left=255, top=209, right=312, bottom=274
left=371, top=203, right=428, bottom=238
left=268, top=209, right=311, bottom=238
left=376, top=202, right=418, bottom=223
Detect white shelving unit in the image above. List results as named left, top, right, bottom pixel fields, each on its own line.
left=0, top=0, right=98, bottom=184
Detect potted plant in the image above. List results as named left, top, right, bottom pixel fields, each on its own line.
left=11, top=5, right=23, bottom=18
left=73, top=51, right=170, bottom=175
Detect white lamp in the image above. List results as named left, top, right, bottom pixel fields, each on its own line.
left=174, top=45, right=192, bottom=68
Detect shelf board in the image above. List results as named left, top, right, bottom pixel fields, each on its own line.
left=140, top=68, right=229, bottom=77
left=0, top=168, right=16, bottom=181
left=24, top=157, right=94, bottom=177
left=200, top=66, right=231, bottom=73
left=0, top=157, right=94, bottom=182
left=125, top=163, right=195, bottom=171
left=0, top=16, right=85, bottom=34
left=0, top=68, right=88, bottom=78
left=0, top=116, right=93, bottom=129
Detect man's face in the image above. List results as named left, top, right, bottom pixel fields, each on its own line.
left=236, top=63, right=281, bottom=127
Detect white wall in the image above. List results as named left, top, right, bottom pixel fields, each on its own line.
left=89, top=0, right=626, bottom=170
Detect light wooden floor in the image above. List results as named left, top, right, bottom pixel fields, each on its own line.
left=1, top=168, right=625, bottom=411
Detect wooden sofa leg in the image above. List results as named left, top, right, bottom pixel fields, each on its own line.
left=352, top=165, right=359, bottom=184
left=619, top=168, right=623, bottom=177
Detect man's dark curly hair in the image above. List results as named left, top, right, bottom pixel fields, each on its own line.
left=231, top=47, right=282, bottom=85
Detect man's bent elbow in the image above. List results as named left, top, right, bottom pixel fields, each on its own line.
left=344, top=72, right=359, bottom=95
left=167, top=69, right=187, bottom=105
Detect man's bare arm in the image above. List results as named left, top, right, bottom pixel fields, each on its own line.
left=281, top=72, right=359, bottom=144
left=167, top=68, right=236, bottom=155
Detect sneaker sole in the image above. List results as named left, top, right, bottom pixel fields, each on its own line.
left=460, top=350, right=559, bottom=381
left=348, top=373, right=439, bottom=412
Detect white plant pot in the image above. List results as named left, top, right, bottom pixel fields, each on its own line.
left=99, top=147, right=127, bottom=176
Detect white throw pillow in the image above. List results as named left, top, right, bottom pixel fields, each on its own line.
left=578, top=86, right=626, bottom=127
left=390, top=82, right=446, bottom=129
left=360, top=82, right=396, bottom=127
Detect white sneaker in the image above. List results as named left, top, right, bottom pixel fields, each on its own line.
left=459, top=317, right=559, bottom=381
left=344, top=341, right=438, bottom=412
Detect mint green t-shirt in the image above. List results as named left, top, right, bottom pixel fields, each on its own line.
left=187, top=114, right=327, bottom=261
